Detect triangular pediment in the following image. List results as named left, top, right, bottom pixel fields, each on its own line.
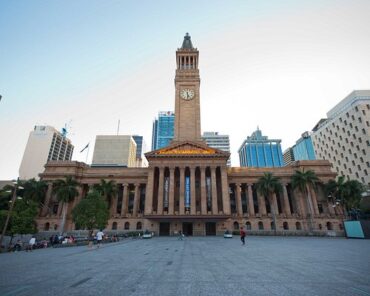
left=145, top=141, right=230, bottom=159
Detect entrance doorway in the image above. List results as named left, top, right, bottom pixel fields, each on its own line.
left=205, top=222, right=216, bottom=235
left=159, top=222, right=170, bottom=236
left=182, top=222, right=193, bottom=236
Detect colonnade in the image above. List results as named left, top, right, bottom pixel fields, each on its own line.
left=145, top=166, right=230, bottom=215
left=41, top=182, right=145, bottom=218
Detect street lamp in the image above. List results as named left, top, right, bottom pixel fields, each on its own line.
left=0, top=180, right=24, bottom=252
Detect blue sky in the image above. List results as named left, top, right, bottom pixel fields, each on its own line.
left=1, top=0, right=369, bottom=179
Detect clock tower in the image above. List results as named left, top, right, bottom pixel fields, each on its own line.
left=173, top=33, right=202, bottom=142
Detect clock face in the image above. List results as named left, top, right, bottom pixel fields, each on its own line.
left=180, top=88, right=195, bottom=100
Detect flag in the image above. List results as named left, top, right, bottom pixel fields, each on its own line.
left=80, top=143, right=89, bottom=153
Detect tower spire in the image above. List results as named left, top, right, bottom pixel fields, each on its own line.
left=181, top=32, right=194, bottom=49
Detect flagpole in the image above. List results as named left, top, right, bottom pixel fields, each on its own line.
left=85, top=143, right=90, bottom=163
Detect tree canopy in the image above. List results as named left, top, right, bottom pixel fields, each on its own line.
left=72, top=190, right=109, bottom=231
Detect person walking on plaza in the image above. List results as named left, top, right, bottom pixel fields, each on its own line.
left=27, top=236, right=36, bottom=251
left=178, top=230, right=184, bottom=240
left=96, top=230, right=104, bottom=248
left=240, top=227, right=246, bottom=246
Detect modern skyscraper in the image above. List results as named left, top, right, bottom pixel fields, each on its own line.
left=238, top=128, right=283, bottom=167
left=202, top=132, right=231, bottom=166
left=283, top=148, right=295, bottom=166
left=132, top=135, right=148, bottom=167
left=19, top=125, right=74, bottom=180
left=311, top=90, right=370, bottom=185
left=151, top=111, right=175, bottom=150
left=91, top=135, right=137, bottom=167
left=293, top=132, right=316, bottom=161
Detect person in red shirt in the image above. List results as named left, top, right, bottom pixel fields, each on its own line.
left=240, top=227, right=246, bottom=245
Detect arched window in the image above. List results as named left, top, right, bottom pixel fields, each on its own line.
left=326, top=222, right=333, bottom=230
left=258, top=221, right=264, bottom=230
left=339, top=223, right=343, bottom=230
left=54, top=224, right=58, bottom=231
left=296, top=222, right=302, bottom=230
left=233, top=221, right=239, bottom=230
left=283, top=222, right=289, bottom=230
left=124, top=222, right=130, bottom=230
left=112, top=222, right=117, bottom=230
left=246, top=221, right=251, bottom=230
left=271, top=221, right=276, bottom=230
left=44, top=222, right=50, bottom=231
left=136, top=222, right=142, bottom=230
left=319, top=224, right=322, bottom=230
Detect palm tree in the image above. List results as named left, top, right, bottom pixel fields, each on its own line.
left=53, top=176, right=80, bottom=234
left=325, top=176, right=347, bottom=214
left=256, top=172, right=283, bottom=234
left=326, top=177, right=364, bottom=218
left=93, top=179, right=118, bottom=215
left=23, top=179, right=48, bottom=205
left=291, top=169, right=319, bottom=232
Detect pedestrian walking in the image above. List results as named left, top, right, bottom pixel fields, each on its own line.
left=96, top=229, right=104, bottom=248
left=178, top=230, right=184, bottom=240
left=240, top=227, right=246, bottom=246
left=27, top=236, right=36, bottom=251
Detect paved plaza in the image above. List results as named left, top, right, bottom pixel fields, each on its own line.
left=0, top=236, right=369, bottom=296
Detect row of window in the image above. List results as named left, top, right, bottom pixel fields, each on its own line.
left=233, top=221, right=338, bottom=231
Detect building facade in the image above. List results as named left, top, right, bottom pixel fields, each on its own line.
left=311, top=90, right=370, bottom=186
left=292, top=132, right=316, bottom=161
left=202, top=132, right=231, bottom=166
left=132, top=135, right=148, bottom=167
left=238, top=128, right=284, bottom=168
left=283, top=148, right=295, bottom=166
left=91, top=135, right=137, bottom=167
left=36, top=34, right=344, bottom=236
left=151, top=111, right=175, bottom=150
left=19, top=125, right=73, bottom=180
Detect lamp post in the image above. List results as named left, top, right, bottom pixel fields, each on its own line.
left=0, top=181, right=23, bottom=252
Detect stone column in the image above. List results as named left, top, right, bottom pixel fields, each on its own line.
left=235, top=183, right=243, bottom=217
left=211, top=167, right=218, bottom=214
left=157, top=167, right=164, bottom=215
left=144, top=169, right=155, bottom=215
left=309, top=187, right=319, bottom=215
left=121, top=184, right=128, bottom=216
left=133, top=183, right=140, bottom=217
left=282, top=184, right=291, bottom=216
left=190, top=167, right=196, bottom=215
left=294, top=189, right=306, bottom=216
left=72, top=186, right=83, bottom=210
left=272, top=193, right=279, bottom=215
left=200, top=167, right=207, bottom=214
left=179, top=167, right=185, bottom=215
left=169, top=167, right=175, bottom=215
left=247, top=184, right=255, bottom=216
left=111, top=193, right=118, bottom=217
left=221, top=168, right=230, bottom=215
left=57, top=202, right=63, bottom=217
left=257, top=193, right=267, bottom=216
left=42, top=183, right=53, bottom=216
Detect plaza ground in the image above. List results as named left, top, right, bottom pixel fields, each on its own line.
left=0, top=236, right=369, bottom=296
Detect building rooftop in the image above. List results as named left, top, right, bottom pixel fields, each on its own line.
left=181, top=33, right=194, bottom=49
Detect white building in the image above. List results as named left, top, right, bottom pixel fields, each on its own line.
left=202, top=132, right=231, bottom=166
left=19, top=125, right=74, bottom=180
left=92, top=135, right=137, bottom=167
left=311, top=90, right=370, bottom=186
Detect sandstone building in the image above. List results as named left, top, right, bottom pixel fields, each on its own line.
left=37, top=34, right=344, bottom=236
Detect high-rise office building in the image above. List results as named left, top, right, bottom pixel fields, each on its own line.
left=283, top=148, right=295, bottom=166
left=238, top=128, right=283, bottom=167
left=92, top=135, right=137, bottom=167
left=132, top=135, right=148, bottom=167
left=151, top=111, right=175, bottom=150
left=311, top=90, right=370, bottom=185
left=293, top=132, right=316, bottom=161
left=202, top=132, right=231, bottom=166
left=19, top=125, right=74, bottom=180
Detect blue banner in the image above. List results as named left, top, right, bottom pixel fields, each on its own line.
left=185, top=176, right=190, bottom=208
